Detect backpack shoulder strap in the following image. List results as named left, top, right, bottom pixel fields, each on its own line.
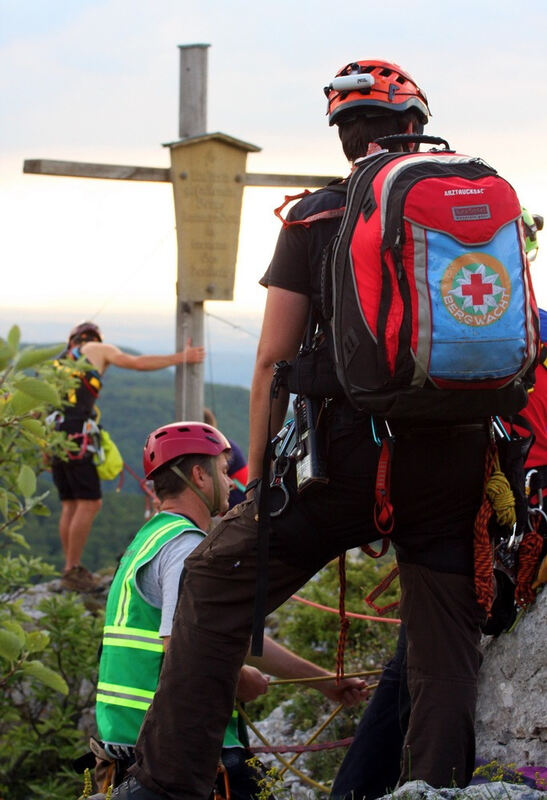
left=274, top=182, right=347, bottom=229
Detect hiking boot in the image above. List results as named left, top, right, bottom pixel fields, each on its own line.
left=61, top=565, right=99, bottom=593
left=110, top=776, right=165, bottom=799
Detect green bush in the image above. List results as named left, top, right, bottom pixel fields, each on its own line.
left=0, top=327, right=104, bottom=798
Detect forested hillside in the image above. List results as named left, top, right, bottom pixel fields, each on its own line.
left=99, top=367, right=251, bottom=472
left=22, top=371, right=250, bottom=573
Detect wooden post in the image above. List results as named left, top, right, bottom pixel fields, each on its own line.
left=178, top=44, right=209, bottom=139
left=174, top=44, right=210, bottom=421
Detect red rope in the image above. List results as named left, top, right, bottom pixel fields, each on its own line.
left=515, top=515, right=543, bottom=607
left=120, top=462, right=159, bottom=518
left=473, top=445, right=496, bottom=614
left=364, top=565, right=400, bottom=615
left=290, top=595, right=401, bottom=624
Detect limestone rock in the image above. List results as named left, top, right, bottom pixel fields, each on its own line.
left=476, top=587, right=546, bottom=766
left=379, top=780, right=544, bottom=800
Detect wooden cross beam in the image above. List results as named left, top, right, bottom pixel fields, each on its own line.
left=23, top=45, right=340, bottom=420
left=23, top=158, right=339, bottom=189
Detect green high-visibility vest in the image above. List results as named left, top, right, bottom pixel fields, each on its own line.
left=95, top=512, right=245, bottom=748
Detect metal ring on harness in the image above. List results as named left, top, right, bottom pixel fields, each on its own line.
left=270, top=455, right=291, bottom=518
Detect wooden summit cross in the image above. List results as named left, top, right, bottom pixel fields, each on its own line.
left=23, top=44, right=339, bottom=420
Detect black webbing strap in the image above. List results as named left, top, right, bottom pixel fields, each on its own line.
left=250, top=380, right=278, bottom=656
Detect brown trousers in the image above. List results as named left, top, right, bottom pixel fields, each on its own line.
left=130, top=420, right=487, bottom=799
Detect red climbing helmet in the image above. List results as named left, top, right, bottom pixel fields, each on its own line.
left=143, top=421, right=231, bottom=479
left=324, top=60, right=430, bottom=127
left=68, top=321, right=103, bottom=344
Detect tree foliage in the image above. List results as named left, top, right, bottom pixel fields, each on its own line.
left=0, top=327, right=104, bottom=798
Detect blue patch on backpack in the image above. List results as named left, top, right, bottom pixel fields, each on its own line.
left=427, top=223, right=526, bottom=380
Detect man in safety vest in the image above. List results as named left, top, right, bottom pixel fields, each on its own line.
left=92, top=420, right=367, bottom=798
left=51, top=321, right=204, bottom=593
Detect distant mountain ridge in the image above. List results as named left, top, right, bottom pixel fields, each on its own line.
left=98, top=368, right=250, bottom=476
left=22, top=372, right=250, bottom=572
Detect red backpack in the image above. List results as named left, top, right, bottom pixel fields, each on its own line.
left=322, top=135, right=539, bottom=420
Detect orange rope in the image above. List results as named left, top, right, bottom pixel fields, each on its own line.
left=473, top=445, right=496, bottom=614
left=291, top=594, right=401, bottom=624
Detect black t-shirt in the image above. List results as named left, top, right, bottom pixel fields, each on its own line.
left=260, top=184, right=347, bottom=318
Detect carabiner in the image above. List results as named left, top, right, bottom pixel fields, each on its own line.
left=507, top=523, right=524, bottom=551
left=492, top=416, right=510, bottom=441
left=371, top=416, right=393, bottom=447
left=269, top=455, right=291, bottom=518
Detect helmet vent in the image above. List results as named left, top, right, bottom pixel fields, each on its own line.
left=379, top=68, right=392, bottom=77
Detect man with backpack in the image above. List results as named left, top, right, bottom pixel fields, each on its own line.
left=111, top=60, right=537, bottom=800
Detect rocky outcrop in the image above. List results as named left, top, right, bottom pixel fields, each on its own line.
left=476, top=587, right=546, bottom=766
left=379, top=780, right=544, bottom=800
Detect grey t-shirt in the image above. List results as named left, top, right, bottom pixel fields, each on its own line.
left=136, top=515, right=204, bottom=636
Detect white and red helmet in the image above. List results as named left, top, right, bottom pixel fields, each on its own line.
left=324, top=60, right=430, bottom=127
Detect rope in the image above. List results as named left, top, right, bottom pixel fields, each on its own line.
left=291, top=594, right=401, bottom=624
left=236, top=702, right=331, bottom=793
left=204, top=310, right=259, bottom=340
left=268, top=670, right=381, bottom=687
left=121, top=461, right=159, bottom=519
left=364, top=565, right=400, bottom=616
left=251, top=738, right=355, bottom=755
left=279, top=703, right=344, bottom=778
left=473, top=445, right=497, bottom=614
left=485, top=453, right=516, bottom=528
left=515, top=514, right=543, bottom=607
left=336, top=553, right=350, bottom=682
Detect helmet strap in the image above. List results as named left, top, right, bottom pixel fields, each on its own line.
left=170, top=461, right=220, bottom=516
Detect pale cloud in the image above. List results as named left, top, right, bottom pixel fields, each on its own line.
left=1, top=0, right=546, bottom=351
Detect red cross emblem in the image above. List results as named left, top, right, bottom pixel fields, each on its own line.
left=461, top=273, right=494, bottom=305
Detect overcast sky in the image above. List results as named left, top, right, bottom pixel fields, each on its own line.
left=1, top=0, right=546, bottom=354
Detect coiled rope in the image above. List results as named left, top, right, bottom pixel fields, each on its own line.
left=474, top=445, right=514, bottom=613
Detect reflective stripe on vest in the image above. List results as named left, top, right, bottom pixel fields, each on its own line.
left=96, top=680, right=155, bottom=711
left=102, top=625, right=163, bottom=653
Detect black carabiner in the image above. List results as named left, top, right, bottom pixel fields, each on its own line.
left=269, top=455, right=291, bottom=518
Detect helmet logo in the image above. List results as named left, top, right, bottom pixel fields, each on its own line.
left=441, top=253, right=511, bottom=326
